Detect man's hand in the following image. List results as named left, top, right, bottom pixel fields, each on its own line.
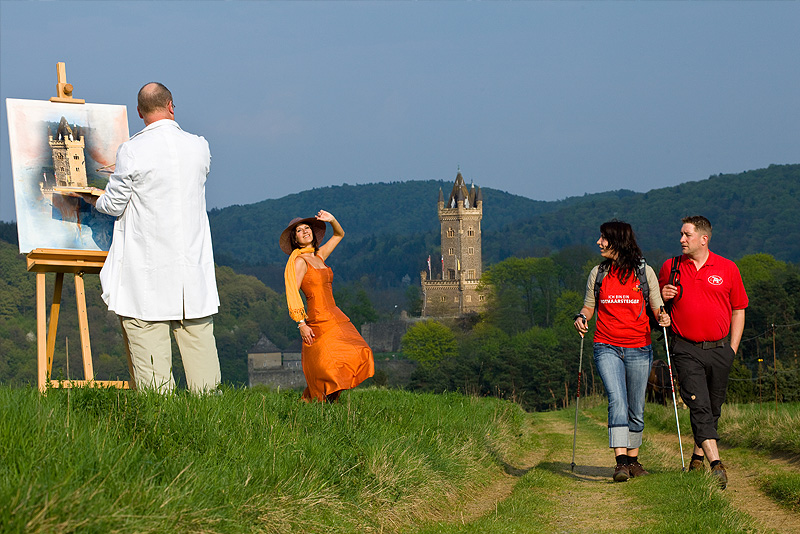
left=77, top=188, right=104, bottom=207
left=78, top=192, right=98, bottom=207
left=661, top=284, right=679, bottom=301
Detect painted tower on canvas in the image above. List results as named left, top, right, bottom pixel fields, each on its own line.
left=421, top=171, right=485, bottom=317
left=47, top=116, right=88, bottom=188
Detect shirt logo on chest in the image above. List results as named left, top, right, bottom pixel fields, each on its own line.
left=708, top=274, right=724, bottom=286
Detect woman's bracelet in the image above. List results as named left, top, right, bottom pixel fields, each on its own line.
left=297, top=321, right=306, bottom=329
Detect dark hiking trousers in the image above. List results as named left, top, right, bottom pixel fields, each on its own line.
left=671, top=336, right=735, bottom=448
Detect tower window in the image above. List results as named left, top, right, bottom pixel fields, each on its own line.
left=448, top=248, right=454, bottom=255
left=440, top=296, right=447, bottom=302
left=465, top=295, right=472, bottom=302
left=468, top=247, right=474, bottom=255
left=468, top=269, right=475, bottom=279
left=467, top=227, right=475, bottom=237
left=447, top=228, right=455, bottom=238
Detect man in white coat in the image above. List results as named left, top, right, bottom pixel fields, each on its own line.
left=84, top=82, right=221, bottom=393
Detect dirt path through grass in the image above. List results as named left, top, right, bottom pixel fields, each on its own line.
left=429, top=407, right=637, bottom=531
left=428, top=405, right=799, bottom=533
left=586, top=408, right=800, bottom=534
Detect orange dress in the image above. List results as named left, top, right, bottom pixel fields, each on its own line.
left=299, top=256, right=374, bottom=401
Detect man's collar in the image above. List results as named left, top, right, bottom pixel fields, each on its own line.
left=685, top=249, right=714, bottom=268
left=131, top=119, right=181, bottom=139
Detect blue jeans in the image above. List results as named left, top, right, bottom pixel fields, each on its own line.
left=593, top=343, right=653, bottom=449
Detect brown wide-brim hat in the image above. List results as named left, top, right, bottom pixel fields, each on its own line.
left=280, top=217, right=326, bottom=255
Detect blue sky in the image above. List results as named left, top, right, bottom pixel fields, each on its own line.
left=1, top=1, right=798, bottom=222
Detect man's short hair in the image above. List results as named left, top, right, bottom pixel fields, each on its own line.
left=682, top=215, right=712, bottom=237
left=137, top=82, right=173, bottom=115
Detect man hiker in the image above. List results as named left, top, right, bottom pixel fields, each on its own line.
left=659, top=215, right=748, bottom=489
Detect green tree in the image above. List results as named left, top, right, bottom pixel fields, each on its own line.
left=404, top=285, right=423, bottom=317
left=481, top=256, right=560, bottom=331
left=401, top=320, right=457, bottom=371
left=334, top=282, right=378, bottom=329
left=738, top=253, right=788, bottom=291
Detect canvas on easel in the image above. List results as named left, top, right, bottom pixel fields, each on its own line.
left=6, top=96, right=128, bottom=253
left=5, top=63, right=133, bottom=391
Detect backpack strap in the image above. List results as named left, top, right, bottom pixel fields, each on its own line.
left=668, top=255, right=682, bottom=286
left=593, top=260, right=612, bottom=304
left=636, top=257, right=649, bottom=305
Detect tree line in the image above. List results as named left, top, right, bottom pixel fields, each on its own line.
left=401, top=251, right=800, bottom=411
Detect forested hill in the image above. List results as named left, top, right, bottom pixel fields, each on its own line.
left=487, top=164, right=800, bottom=264
left=206, top=164, right=799, bottom=288
left=207, top=179, right=558, bottom=265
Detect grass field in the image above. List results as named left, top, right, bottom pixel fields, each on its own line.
left=0, top=386, right=528, bottom=533
left=1, top=387, right=798, bottom=533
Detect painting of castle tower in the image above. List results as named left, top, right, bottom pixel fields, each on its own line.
left=421, top=171, right=486, bottom=317
left=48, top=116, right=89, bottom=189
left=5, top=98, right=128, bottom=253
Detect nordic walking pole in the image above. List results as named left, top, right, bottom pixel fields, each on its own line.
left=661, top=307, right=685, bottom=471
left=571, top=329, right=585, bottom=472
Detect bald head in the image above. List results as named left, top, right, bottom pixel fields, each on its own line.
left=137, top=82, right=175, bottom=124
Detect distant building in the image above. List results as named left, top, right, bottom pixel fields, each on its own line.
left=247, top=334, right=306, bottom=389
left=247, top=331, right=418, bottom=391
left=421, top=171, right=486, bottom=317
left=47, top=116, right=88, bottom=188
left=361, top=310, right=417, bottom=352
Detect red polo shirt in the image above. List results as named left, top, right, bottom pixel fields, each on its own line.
left=658, top=251, right=748, bottom=343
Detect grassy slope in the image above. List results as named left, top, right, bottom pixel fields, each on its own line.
left=2, top=387, right=798, bottom=533
left=0, top=386, right=527, bottom=534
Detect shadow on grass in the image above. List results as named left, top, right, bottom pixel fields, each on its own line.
left=768, top=450, right=800, bottom=468
left=486, top=444, right=533, bottom=477
left=537, top=460, right=615, bottom=482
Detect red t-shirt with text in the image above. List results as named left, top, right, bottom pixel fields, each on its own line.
left=594, top=266, right=651, bottom=348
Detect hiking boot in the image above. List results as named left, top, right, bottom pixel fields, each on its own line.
left=628, top=460, right=650, bottom=477
left=710, top=462, right=728, bottom=489
left=688, top=458, right=706, bottom=472
left=613, top=463, right=630, bottom=482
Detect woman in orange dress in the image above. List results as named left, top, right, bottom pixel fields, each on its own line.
left=281, top=210, right=375, bottom=402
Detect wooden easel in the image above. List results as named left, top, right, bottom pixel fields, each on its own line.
left=27, top=63, right=133, bottom=392
left=28, top=249, right=132, bottom=391
left=49, top=62, right=85, bottom=104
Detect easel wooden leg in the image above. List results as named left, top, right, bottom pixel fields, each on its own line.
left=37, top=273, right=47, bottom=392
left=74, top=272, right=95, bottom=381
left=46, top=272, right=64, bottom=378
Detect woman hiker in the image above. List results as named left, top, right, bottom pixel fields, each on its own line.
left=281, top=210, right=374, bottom=402
left=573, top=220, right=670, bottom=482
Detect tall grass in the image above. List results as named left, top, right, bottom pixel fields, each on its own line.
left=646, top=401, right=800, bottom=455
left=718, top=402, right=800, bottom=454
left=646, top=400, right=800, bottom=513
left=0, top=386, right=528, bottom=533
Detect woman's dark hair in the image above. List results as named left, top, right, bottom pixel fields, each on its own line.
left=289, top=224, right=319, bottom=254
left=600, top=220, right=642, bottom=284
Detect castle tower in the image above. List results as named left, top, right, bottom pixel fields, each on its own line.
left=421, top=171, right=485, bottom=317
left=48, top=116, right=87, bottom=188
